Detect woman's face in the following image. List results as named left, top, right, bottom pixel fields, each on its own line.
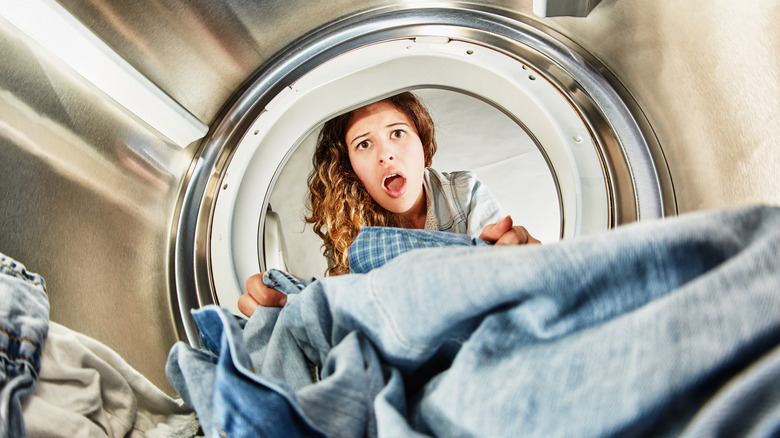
left=345, top=100, right=426, bottom=218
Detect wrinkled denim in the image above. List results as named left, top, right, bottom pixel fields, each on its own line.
left=166, top=307, right=326, bottom=438
left=167, top=205, right=780, bottom=437
left=262, top=269, right=315, bottom=295
left=0, top=254, right=49, bottom=438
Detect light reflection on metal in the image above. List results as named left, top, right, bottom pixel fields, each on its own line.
left=0, top=0, right=208, bottom=147
left=533, top=0, right=603, bottom=17
left=0, top=89, right=164, bottom=225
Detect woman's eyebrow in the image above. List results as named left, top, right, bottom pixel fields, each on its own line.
left=349, top=122, right=410, bottom=145
left=348, top=132, right=369, bottom=146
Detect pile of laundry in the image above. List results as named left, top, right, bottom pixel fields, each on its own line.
left=0, top=254, right=199, bottom=438
left=168, top=205, right=780, bottom=437
left=4, top=205, right=780, bottom=437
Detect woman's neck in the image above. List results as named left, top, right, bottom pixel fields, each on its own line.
left=396, top=186, right=427, bottom=229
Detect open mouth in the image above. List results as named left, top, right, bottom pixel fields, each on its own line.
left=383, top=173, right=406, bottom=197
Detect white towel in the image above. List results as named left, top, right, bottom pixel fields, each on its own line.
left=22, top=322, right=200, bottom=437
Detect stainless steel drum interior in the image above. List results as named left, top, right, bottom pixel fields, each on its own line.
left=1, top=0, right=778, bottom=396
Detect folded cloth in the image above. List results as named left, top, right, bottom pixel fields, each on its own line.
left=22, top=322, right=200, bottom=438
left=0, top=253, right=49, bottom=438
left=167, top=205, right=780, bottom=437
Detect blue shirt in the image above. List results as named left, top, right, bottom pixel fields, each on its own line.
left=423, top=168, right=506, bottom=237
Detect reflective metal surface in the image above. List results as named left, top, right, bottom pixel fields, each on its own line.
left=1, top=0, right=778, bottom=396
left=533, top=0, right=604, bottom=17
left=0, top=15, right=192, bottom=393
left=543, top=1, right=780, bottom=211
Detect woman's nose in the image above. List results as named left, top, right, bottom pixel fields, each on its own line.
left=377, top=141, right=395, bottom=164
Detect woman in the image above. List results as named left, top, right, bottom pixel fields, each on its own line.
left=238, top=92, right=539, bottom=315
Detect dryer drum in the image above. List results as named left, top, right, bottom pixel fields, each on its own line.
left=172, top=5, right=675, bottom=345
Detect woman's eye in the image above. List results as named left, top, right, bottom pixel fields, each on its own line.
left=356, top=141, right=369, bottom=150
left=391, top=129, right=405, bottom=139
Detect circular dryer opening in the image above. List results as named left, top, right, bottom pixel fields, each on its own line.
left=172, top=6, right=675, bottom=345
left=267, top=87, right=561, bottom=280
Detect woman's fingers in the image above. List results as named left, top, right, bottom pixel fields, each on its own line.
left=238, top=273, right=288, bottom=317
left=237, top=293, right=260, bottom=317
left=495, top=225, right=541, bottom=246
left=481, top=217, right=541, bottom=246
left=479, top=216, right=513, bottom=242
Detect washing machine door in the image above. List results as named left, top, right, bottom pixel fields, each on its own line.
left=1, top=0, right=777, bottom=397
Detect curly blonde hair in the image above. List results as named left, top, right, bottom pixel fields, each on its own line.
left=305, top=92, right=437, bottom=275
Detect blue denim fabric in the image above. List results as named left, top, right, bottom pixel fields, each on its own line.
left=262, top=269, right=316, bottom=295
left=166, top=306, right=326, bottom=437
left=167, top=205, right=780, bottom=437
left=348, top=227, right=488, bottom=274
left=0, top=254, right=49, bottom=438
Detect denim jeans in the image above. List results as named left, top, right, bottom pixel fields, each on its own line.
left=0, top=254, right=49, bottom=438
left=167, top=205, right=780, bottom=437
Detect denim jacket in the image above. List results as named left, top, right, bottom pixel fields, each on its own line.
left=423, top=168, right=505, bottom=237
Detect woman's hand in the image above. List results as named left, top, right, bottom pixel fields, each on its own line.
left=479, top=216, right=541, bottom=245
left=237, top=272, right=287, bottom=317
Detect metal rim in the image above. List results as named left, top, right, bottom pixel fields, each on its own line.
left=171, top=4, right=675, bottom=345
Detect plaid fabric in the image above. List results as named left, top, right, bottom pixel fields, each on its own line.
left=348, top=226, right=488, bottom=274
